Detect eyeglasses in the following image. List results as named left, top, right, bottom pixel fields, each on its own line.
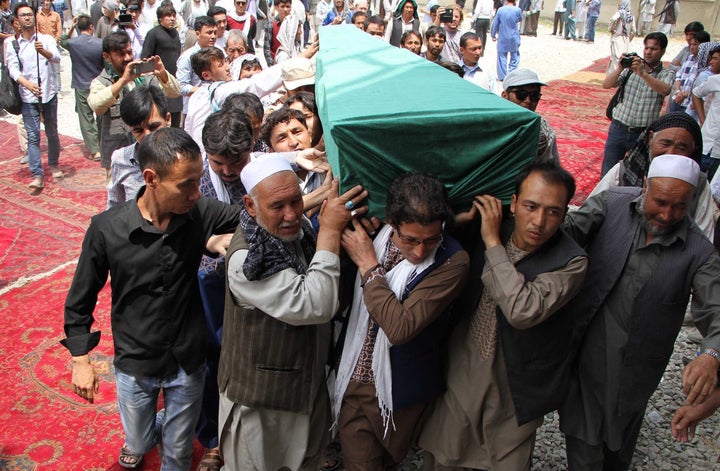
left=17, top=12, right=34, bottom=17
left=395, top=227, right=443, bottom=247
left=510, top=89, right=542, bottom=102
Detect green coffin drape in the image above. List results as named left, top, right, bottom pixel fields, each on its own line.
left=315, top=25, right=539, bottom=219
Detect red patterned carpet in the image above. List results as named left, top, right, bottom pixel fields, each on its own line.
left=0, top=58, right=610, bottom=470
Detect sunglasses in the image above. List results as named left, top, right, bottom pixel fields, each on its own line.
left=510, top=89, right=542, bottom=102
left=235, top=1, right=246, bottom=4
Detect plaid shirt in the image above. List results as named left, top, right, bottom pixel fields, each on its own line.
left=612, top=64, right=675, bottom=127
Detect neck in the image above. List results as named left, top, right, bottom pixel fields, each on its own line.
left=137, top=192, right=173, bottom=230
left=21, top=28, right=35, bottom=39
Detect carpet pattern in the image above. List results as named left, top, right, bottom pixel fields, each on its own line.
left=0, top=58, right=610, bottom=470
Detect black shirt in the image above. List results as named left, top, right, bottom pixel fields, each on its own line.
left=61, top=187, right=240, bottom=377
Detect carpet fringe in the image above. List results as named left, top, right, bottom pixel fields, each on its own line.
left=0, top=259, right=77, bottom=297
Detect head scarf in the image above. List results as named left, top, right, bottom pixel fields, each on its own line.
left=394, top=0, right=418, bottom=20
left=275, top=13, right=301, bottom=63
left=622, top=112, right=704, bottom=187
left=696, top=41, right=720, bottom=73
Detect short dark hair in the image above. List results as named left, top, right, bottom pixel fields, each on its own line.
left=193, top=15, right=216, bottom=32
left=240, top=57, right=262, bottom=71
left=692, top=30, right=711, bottom=44
left=191, top=46, right=225, bottom=77
left=710, top=46, right=720, bottom=60
left=137, top=127, right=200, bottom=178
left=260, top=108, right=307, bottom=146
left=284, top=91, right=317, bottom=115
left=684, top=21, right=704, bottom=34
left=275, top=0, right=292, bottom=5
left=401, top=30, right=422, bottom=48
left=13, top=2, right=31, bottom=18
left=202, top=109, right=254, bottom=163
left=352, top=10, right=367, bottom=23
left=103, top=30, right=131, bottom=54
left=364, top=15, right=385, bottom=30
left=207, top=5, right=226, bottom=16
left=429, top=4, right=439, bottom=13
left=386, top=172, right=454, bottom=227
left=460, top=31, right=480, bottom=48
left=76, top=14, right=93, bottom=31
left=425, top=24, right=446, bottom=41
left=221, top=92, right=264, bottom=122
left=513, top=161, right=576, bottom=207
left=156, top=1, right=176, bottom=20
left=644, top=32, right=668, bottom=50
left=439, top=61, right=464, bottom=77
left=120, top=85, right=168, bottom=127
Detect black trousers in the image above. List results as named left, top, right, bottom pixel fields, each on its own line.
left=564, top=412, right=643, bottom=471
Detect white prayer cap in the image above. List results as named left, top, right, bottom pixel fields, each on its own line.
left=647, top=154, right=700, bottom=187
left=241, top=155, right=294, bottom=195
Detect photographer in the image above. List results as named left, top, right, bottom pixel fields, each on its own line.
left=600, top=32, right=675, bottom=176
left=118, top=0, right=150, bottom=59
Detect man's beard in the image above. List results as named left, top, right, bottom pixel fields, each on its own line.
left=637, top=194, right=680, bottom=237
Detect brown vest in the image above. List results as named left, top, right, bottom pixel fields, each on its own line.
left=217, top=229, right=331, bottom=414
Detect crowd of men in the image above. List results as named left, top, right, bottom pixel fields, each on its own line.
left=1, top=0, right=720, bottom=469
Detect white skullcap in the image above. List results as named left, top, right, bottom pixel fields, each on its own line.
left=241, top=155, right=294, bottom=194
left=647, top=154, right=700, bottom=187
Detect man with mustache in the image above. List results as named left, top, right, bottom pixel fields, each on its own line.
left=559, top=154, right=720, bottom=470
left=88, top=30, right=180, bottom=179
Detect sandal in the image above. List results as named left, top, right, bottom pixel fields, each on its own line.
left=197, top=447, right=223, bottom=471
left=118, top=446, right=143, bottom=469
left=86, top=152, right=101, bottom=162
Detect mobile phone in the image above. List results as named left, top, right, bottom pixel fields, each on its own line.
left=133, top=61, right=155, bottom=75
left=118, top=13, right=133, bottom=25
left=439, top=9, right=454, bottom=23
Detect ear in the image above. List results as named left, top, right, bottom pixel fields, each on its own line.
left=501, top=90, right=508, bottom=99
left=646, top=130, right=654, bottom=143
left=510, top=194, right=517, bottom=215
left=244, top=194, right=257, bottom=218
left=201, top=69, right=212, bottom=81
left=642, top=176, right=648, bottom=195
left=143, top=168, right=159, bottom=188
left=164, top=112, right=171, bottom=125
left=102, top=51, right=111, bottom=62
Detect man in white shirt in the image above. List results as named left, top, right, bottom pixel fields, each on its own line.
left=693, top=46, right=720, bottom=181
left=6, top=2, right=62, bottom=191
left=176, top=15, right=217, bottom=117
left=472, top=0, right=493, bottom=53
left=458, top=31, right=497, bottom=94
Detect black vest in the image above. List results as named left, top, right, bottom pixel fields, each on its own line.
left=460, top=219, right=587, bottom=425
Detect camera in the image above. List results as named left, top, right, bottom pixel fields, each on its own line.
left=118, top=13, right=133, bottom=25
left=621, top=52, right=639, bottom=68
left=439, top=8, right=454, bottom=23
left=133, top=61, right=156, bottom=75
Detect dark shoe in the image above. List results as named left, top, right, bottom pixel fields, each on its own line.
left=119, top=446, right=143, bottom=469
left=197, top=448, right=223, bottom=471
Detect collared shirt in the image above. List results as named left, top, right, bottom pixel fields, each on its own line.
left=5, top=31, right=61, bottom=103
left=62, top=188, right=241, bottom=377
left=126, top=22, right=151, bottom=58
left=611, top=64, right=675, bottom=127
left=106, top=142, right=144, bottom=208
left=36, top=9, right=62, bottom=41
left=459, top=58, right=497, bottom=94
left=693, top=74, right=720, bottom=158
left=473, top=0, right=494, bottom=19
left=176, top=42, right=202, bottom=113
left=561, top=191, right=720, bottom=449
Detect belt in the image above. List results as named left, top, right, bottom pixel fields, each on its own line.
left=612, top=120, right=646, bottom=134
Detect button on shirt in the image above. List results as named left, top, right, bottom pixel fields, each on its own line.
left=5, top=32, right=61, bottom=103
left=460, top=58, right=498, bottom=94
left=62, top=187, right=241, bottom=377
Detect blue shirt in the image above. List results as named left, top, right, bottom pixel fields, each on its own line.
left=491, top=5, right=522, bottom=52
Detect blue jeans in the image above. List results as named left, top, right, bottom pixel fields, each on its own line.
left=602, top=120, right=643, bottom=177
left=586, top=15, right=598, bottom=41
left=21, top=96, right=60, bottom=178
left=115, top=366, right=205, bottom=471
left=497, top=49, right=520, bottom=80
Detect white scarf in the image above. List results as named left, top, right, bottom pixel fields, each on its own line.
left=228, top=9, right=253, bottom=39
left=204, top=153, right=231, bottom=203
left=333, top=224, right=438, bottom=436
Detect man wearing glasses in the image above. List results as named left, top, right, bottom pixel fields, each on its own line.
left=226, top=0, right=256, bottom=54
left=335, top=172, right=469, bottom=469
left=502, top=68, right=560, bottom=163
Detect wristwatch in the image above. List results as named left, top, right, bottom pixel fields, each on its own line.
left=702, top=348, right=720, bottom=363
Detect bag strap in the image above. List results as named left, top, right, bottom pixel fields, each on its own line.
left=12, top=39, right=21, bottom=72
left=617, top=69, right=632, bottom=103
